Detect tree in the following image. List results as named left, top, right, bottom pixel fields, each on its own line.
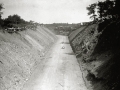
left=87, top=0, right=117, bottom=22
left=97, top=0, right=115, bottom=20
left=0, top=3, right=4, bottom=26
left=106, top=0, right=114, bottom=18
left=0, top=3, right=3, bottom=18
left=4, top=14, right=26, bottom=27
left=114, top=0, right=120, bottom=18
left=87, top=3, right=97, bottom=21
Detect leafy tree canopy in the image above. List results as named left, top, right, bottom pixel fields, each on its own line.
left=87, top=0, right=120, bottom=22
left=3, top=14, right=27, bottom=27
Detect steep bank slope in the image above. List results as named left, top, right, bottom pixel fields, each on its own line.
left=0, top=26, right=57, bottom=90
left=69, top=21, right=120, bottom=90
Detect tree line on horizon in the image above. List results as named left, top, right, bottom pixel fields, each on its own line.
left=0, top=4, right=37, bottom=29
left=1, top=0, right=120, bottom=28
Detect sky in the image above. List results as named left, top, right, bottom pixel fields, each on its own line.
left=0, top=0, right=105, bottom=24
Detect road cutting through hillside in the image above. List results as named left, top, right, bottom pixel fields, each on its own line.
left=22, top=35, right=88, bottom=90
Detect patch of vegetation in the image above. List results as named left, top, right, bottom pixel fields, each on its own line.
left=69, top=0, right=120, bottom=90
left=0, top=4, right=41, bottom=34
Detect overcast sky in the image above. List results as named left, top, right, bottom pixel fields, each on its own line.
left=0, top=0, right=105, bottom=24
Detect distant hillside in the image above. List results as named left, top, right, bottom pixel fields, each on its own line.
left=44, top=23, right=81, bottom=35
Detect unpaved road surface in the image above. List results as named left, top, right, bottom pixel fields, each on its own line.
left=22, top=35, right=88, bottom=90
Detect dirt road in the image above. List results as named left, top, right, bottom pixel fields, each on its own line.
left=22, top=35, right=88, bottom=90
